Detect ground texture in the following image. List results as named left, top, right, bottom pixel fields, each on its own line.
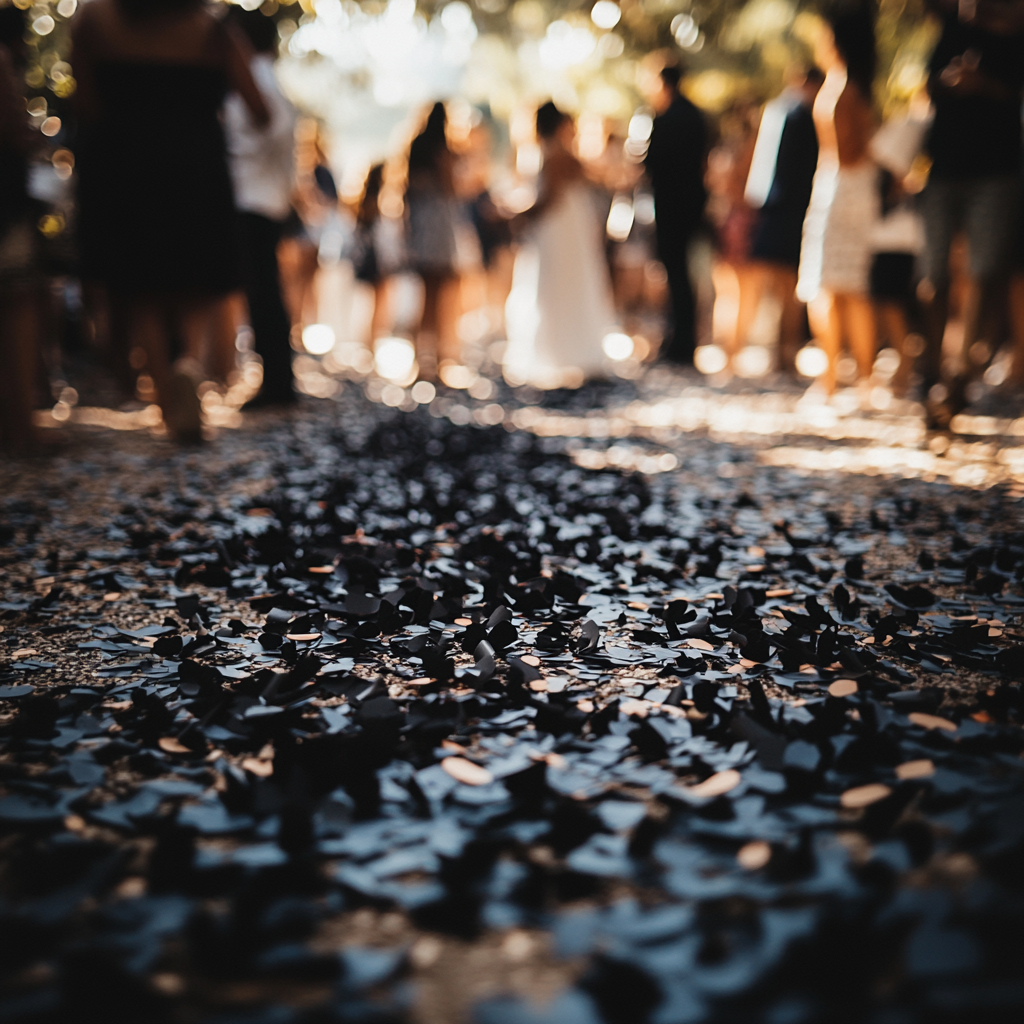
left=1, top=374, right=1023, bottom=1024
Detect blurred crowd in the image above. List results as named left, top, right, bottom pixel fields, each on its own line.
left=0, top=0, right=1023, bottom=451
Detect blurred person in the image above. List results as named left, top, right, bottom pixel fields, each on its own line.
left=73, top=0, right=268, bottom=442
left=0, top=4, right=38, bottom=452
left=707, top=99, right=760, bottom=368
left=224, top=6, right=297, bottom=409
left=741, top=67, right=823, bottom=373
left=404, top=101, right=460, bottom=379
left=503, top=102, right=616, bottom=387
left=353, top=164, right=402, bottom=348
left=866, top=99, right=932, bottom=396
left=797, top=2, right=879, bottom=394
left=1013, top=167, right=1024, bottom=385
left=645, top=63, right=708, bottom=366
left=919, top=0, right=1024, bottom=423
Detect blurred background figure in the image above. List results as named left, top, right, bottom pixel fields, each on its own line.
left=797, top=2, right=878, bottom=394
left=645, top=63, right=708, bottom=367
left=0, top=4, right=38, bottom=452
left=73, top=0, right=267, bottom=442
left=225, top=6, right=297, bottom=410
left=352, top=163, right=400, bottom=349
left=867, top=96, right=931, bottom=396
left=741, top=66, right=822, bottom=374
left=707, top=97, right=759, bottom=370
left=918, top=0, right=1023, bottom=424
left=404, top=101, right=460, bottom=380
left=503, top=102, right=616, bottom=388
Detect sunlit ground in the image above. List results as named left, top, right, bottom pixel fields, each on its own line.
left=30, top=275, right=1024, bottom=496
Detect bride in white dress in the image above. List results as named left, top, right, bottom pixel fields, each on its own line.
left=504, top=102, right=617, bottom=388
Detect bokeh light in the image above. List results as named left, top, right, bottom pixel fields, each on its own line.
left=301, top=323, right=336, bottom=355
left=374, top=336, right=417, bottom=382
left=795, top=345, right=828, bottom=378
left=602, top=332, right=634, bottom=362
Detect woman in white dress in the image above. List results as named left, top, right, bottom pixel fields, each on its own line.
left=504, top=102, right=616, bottom=388
left=797, top=4, right=879, bottom=393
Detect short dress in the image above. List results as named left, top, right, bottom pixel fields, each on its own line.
left=77, top=60, right=240, bottom=295
left=796, top=157, right=879, bottom=302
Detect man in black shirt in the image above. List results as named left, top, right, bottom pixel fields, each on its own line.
left=920, top=0, right=1024, bottom=416
left=645, top=64, right=708, bottom=366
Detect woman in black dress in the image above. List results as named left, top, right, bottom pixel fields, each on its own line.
left=73, top=0, right=267, bottom=440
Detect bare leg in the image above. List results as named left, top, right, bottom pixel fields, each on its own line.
left=729, top=263, right=763, bottom=366
left=205, top=293, right=243, bottom=384
left=918, top=280, right=949, bottom=392
left=844, top=293, right=876, bottom=382
left=368, top=278, right=391, bottom=347
left=877, top=302, right=912, bottom=395
left=418, top=274, right=441, bottom=380
left=769, top=265, right=802, bottom=373
left=436, top=274, right=460, bottom=366
left=808, top=291, right=840, bottom=393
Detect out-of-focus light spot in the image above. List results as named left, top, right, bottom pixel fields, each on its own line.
left=468, top=376, right=495, bottom=400
left=301, top=323, right=335, bottom=355
left=441, top=1, right=474, bottom=32
left=602, top=332, right=634, bottom=361
left=56, top=0, right=78, bottom=17
left=734, top=346, right=771, bottom=377
left=606, top=198, right=634, bottom=241
left=27, top=97, right=47, bottom=117
left=591, top=1, right=621, bottom=30
left=51, top=401, right=71, bottom=422
left=628, top=112, right=653, bottom=142
left=869, top=386, right=892, bottom=410
left=476, top=403, right=506, bottom=425
left=795, top=344, right=828, bottom=378
left=633, top=193, right=655, bottom=225
left=516, top=144, right=541, bottom=176
left=381, top=384, right=406, bottom=407
left=984, top=358, right=1009, bottom=387
left=439, top=362, right=478, bottom=389
left=411, top=380, right=436, bottom=404
left=40, top=116, right=61, bottom=137
left=32, top=15, right=55, bottom=35
left=695, top=344, right=728, bottom=375
left=672, top=13, right=699, bottom=48
left=873, top=347, right=900, bottom=377
left=374, top=336, right=416, bottom=381
left=596, top=32, right=623, bottom=58
left=539, top=20, right=596, bottom=70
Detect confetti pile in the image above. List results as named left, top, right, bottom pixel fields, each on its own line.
left=1, top=390, right=1023, bottom=1024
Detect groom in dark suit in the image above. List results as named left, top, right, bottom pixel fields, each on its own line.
left=645, top=63, right=708, bottom=366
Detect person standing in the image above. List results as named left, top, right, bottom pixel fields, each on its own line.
left=404, top=101, right=460, bottom=380
left=503, top=102, right=617, bottom=388
left=645, top=63, right=708, bottom=367
left=919, top=0, right=1024, bottom=423
left=73, top=0, right=268, bottom=442
left=742, top=67, right=822, bottom=372
left=796, top=2, right=879, bottom=394
left=224, top=6, right=298, bottom=410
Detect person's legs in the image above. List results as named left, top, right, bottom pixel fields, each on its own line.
left=844, top=293, right=876, bottom=382
left=729, top=262, right=764, bottom=366
left=239, top=213, right=294, bottom=401
left=918, top=178, right=960, bottom=392
left=808, top=290, right=840, bottom=393
left=877, top=302, right=913, bottom=395
left=773, top=265, right=803, bottom=373
left=961, top=176, right=1019, bottom=378
left=418, top=272, right=441, bottom=380
left=368, top=278, right=391, bottom=348
left=661, top=251, right=696, bottom=365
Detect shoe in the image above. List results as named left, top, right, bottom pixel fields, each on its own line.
left=241, top=390, right=297, bottom=412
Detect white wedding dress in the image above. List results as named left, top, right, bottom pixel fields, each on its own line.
left=504, top=182, right=616, bottom=388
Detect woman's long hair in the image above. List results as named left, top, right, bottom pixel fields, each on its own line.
left=408, top=101, right=449, bottom=175
left=827, top=2, right=877, bottom=102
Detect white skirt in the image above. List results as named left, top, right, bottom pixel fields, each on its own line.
left=797, top=159, right=879, bottom=301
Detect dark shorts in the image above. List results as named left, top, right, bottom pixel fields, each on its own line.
left=870, top=252, right=916, bottom=303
